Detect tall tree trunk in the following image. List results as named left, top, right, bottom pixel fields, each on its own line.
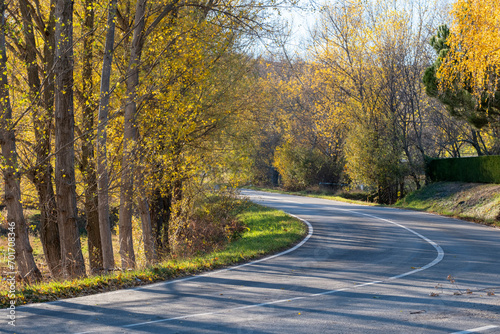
left=118, top=0, right=183, bottom=267
left=31, top=176, right=61, bottom=277
left=81, top=0, right=102, bottom=273
left=54, top=0, right=86, bottom=278
left=19, top=0, right=62, bottom=277
left=118, top=0, right=148, bottom=269
left=138, top=197, right=156, bottom=264
left=96, top=0, right=118, bottom=271
left=0, top=0, right=42, bottom=282
left=168, top=176, right=184, bottom=254
left=137, top=175, right=157, bottom=265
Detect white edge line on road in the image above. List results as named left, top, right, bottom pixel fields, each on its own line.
left=74, top=196, right=446, bottom=333
left=25, top=192, right=305, bottom=309
left=137, top=212, right=314, bottom=287
left=450, top=325, right=499, bottom=334
left=343, top=210, right=445, bottom=280
left=72, top=214, right=313, bottom=334
left=22, top=211, right=313, bottom=312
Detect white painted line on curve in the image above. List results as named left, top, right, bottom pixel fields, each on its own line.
left=25, top=207, right=313, bottom=312
left=339, top=209, right=445, bottom=280
left=73, top=214, right=313, bottom=334
left=75, top=194, right=445, bottom=333
left=451, top=325, right=499, bottom=334
left=138, top=212, right=313, bottom=287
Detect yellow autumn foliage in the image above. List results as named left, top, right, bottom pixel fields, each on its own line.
left=439, top=0, right=500, bottom=98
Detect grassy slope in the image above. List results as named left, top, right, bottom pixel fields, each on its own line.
left=0, top=203, right=307, bottom=307
left=395, top=182, right=500, bottom=226
left=249, top=183, right=500, bottom=226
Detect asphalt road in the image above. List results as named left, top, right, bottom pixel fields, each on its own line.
left=2, top=189, right=500, bottom=333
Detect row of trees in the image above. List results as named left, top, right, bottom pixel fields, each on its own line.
left=1, top=0, right=277, bottom=280
left=250, top=0, right=499, bottom=204
left=2, top=0, right=499, bottom=283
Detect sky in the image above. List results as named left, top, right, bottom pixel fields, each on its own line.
left=276, top=0, right=453, bottom=56
left=281, top=1, right=320, bottom=53
left=249, top=1, right=320, bottom=58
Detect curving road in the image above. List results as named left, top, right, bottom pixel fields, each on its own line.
left=3, top=189, right=500, bottom=333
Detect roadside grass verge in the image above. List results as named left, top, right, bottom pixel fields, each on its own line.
left=0, top=202, right=307, bottom=308
left=394, top=182, right=500, bottom=226
left=248, top=183, right=500, bottom=226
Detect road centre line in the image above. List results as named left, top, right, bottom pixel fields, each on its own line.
left=75, top=197, right=445, bottom=333
left=450, top=325, right=499, bottom=334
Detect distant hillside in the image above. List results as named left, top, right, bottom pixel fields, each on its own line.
left=396, top=182, right=500, bottom=226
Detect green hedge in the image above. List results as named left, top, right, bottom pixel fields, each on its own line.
left=426, top=155, right=500, bottom=183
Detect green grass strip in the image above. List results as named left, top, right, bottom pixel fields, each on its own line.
left=1, top=203, right=306, bottom=308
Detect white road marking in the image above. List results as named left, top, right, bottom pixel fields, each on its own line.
left=138, top=212, right=313, bottom=287
left=251, top=194, right=302, bottom=204
left=75, top=193, right=445, bottom=333
left=451, top=325, right=499, bottom=334
left=340, top=209, right=445, bottom=279
left=23, top=211, right=313, bottom=310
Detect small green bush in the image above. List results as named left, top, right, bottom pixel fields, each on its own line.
left=427, top=155, right=500, bottom=183
left=273, top=142, right=342, bottom=191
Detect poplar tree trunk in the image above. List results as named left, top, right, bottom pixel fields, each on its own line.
left=81, top=0, right=103, bottom=273
left=168, top=174, right=184, bottom=254
left=96, top=0, right=118, bottom=271
left=19, top=0, right=62, bottom=277
left=138, top=185, right=157, bottom=265
left=118, top=0, right=182, bottom=268
left=0, top=1, right=42, bottom=282
left=54, top=0, right=86, bottom=278
left=118, top=0, right=147, bottom=269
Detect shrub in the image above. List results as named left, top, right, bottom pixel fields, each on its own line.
left=345, top=125, right=407, bottom=204
left=427, top=155, right=500, bottom=183
left=171, top=190, right=249, bottom=257
left=273, top=142, right=342, bottom=191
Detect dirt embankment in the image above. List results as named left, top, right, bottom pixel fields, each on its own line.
left=396, top=182, right=500, bottom=225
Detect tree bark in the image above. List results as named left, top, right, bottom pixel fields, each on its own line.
left=54, top=0, right=86, bottom=278
left=138, top=196, right=157, bottom=265
left=19, top=0, right=62, bottom=277
left=96, top=0, right=118, bottom=271
left=0, top=0, right=42, bottom=282
left=470, top=130, right=484, bottom=156
left=80, top=0, right=103, bottom=273
left=118, top=0, right=148, bottom=269
left=118, top=0, right=184, bottom=268
left=136, top=153, right=157, bottom=265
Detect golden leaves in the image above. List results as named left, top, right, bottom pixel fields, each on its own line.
left=439, top=0, right=500, bottom=98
